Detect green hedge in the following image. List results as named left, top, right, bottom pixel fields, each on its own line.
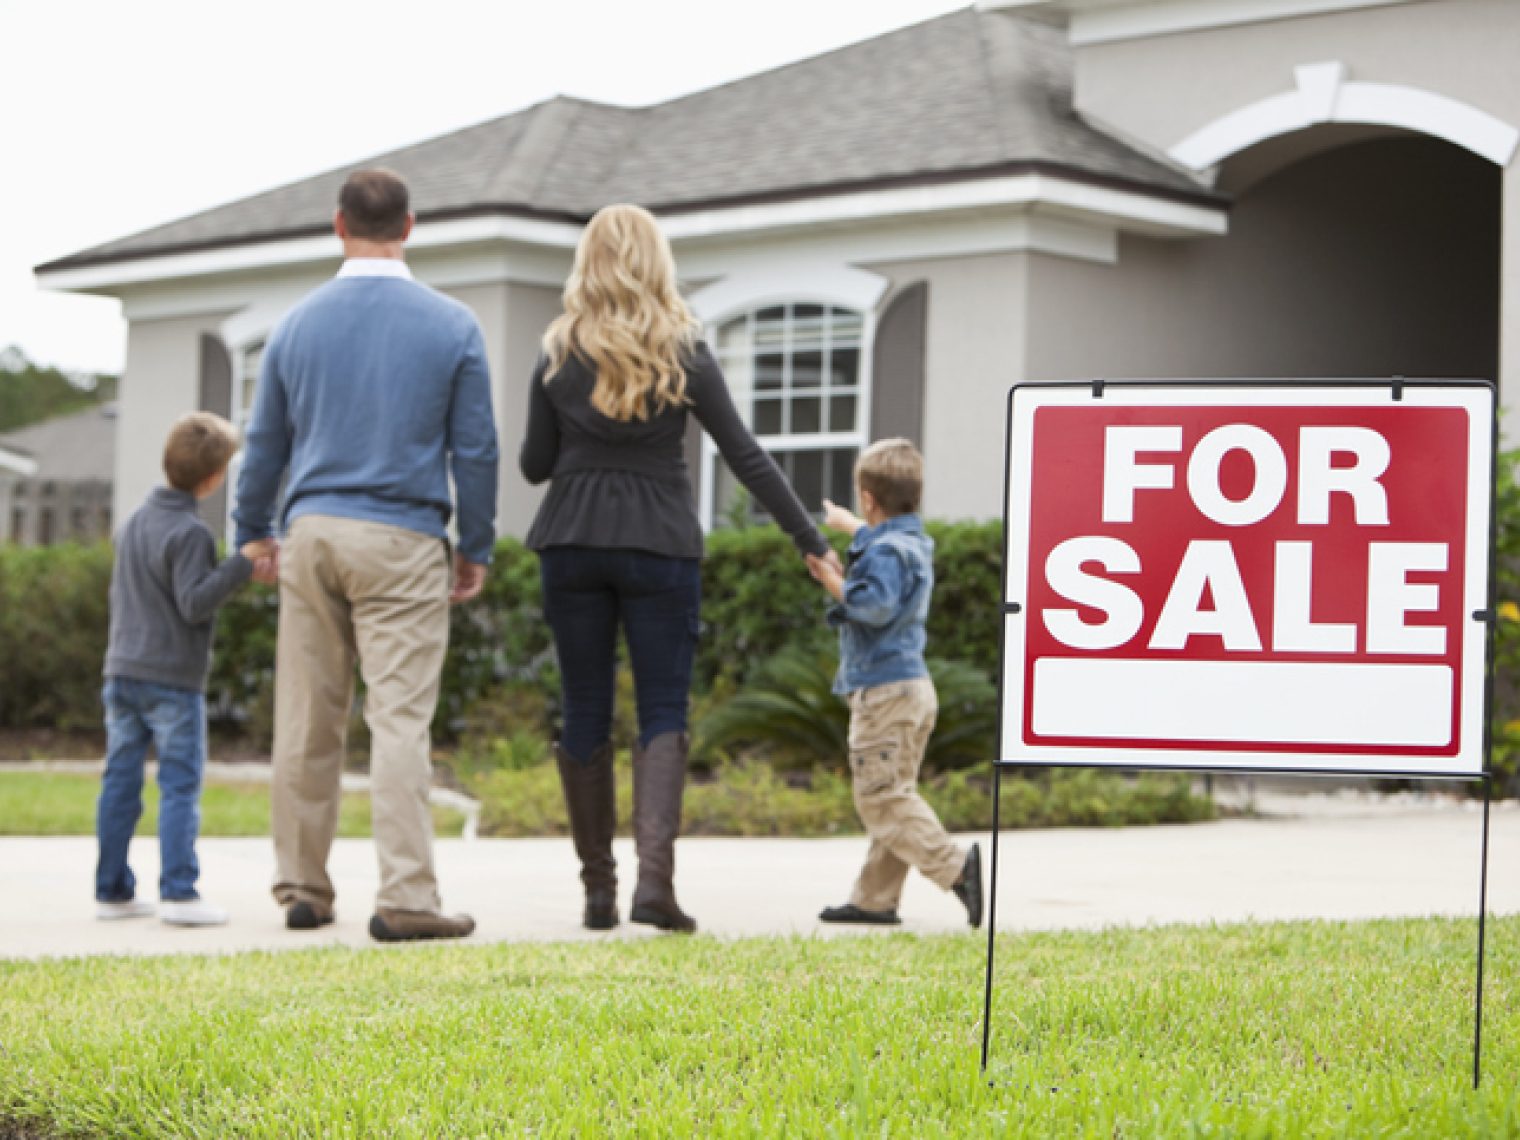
left=0, top=521, right=1004, bottom=741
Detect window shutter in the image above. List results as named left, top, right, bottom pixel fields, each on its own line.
left=870, top=281, right=927, bottom=446
left=198, top=334, right=232, bottom=538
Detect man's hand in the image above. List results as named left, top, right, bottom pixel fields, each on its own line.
left=821, top=498, right=863, bottom=536
left=450, top=554, right=487, bottom=604
left=805, top=552, right=845, bottom=603
left=241, top=539, right=280, bottom=586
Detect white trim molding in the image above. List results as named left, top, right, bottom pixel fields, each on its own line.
left=661, top=172, right=1224, bottom=245
left=686, top=263, right=889, bottom=324
left=1171, top=62, right=1520, bottom=171
left=36, top=215, right=585, bottom=296
left=40, top=172, right=1223, bottom=303
left=980, top=1, right=1423, bottom=46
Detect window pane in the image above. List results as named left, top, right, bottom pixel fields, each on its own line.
left=789, top=450, right=825, bottom=508
left=754, top=398, right=783, bottom=435
left=756, top=353, right=784, bottom=391
left=754, top=308, right=787, bottom=354
left=828, top=395, right=857, bottom=432
left=829, top=347, right=860, bottom=387
left=829, top=307, right=864, bottom=345
left=793, top=350, right=822, bottom=389
left=792, top=397, right=821, bottom=434
left=792, top=306, right=826, bottom=352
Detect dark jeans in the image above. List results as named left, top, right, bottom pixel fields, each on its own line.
left=539, top=546, right=701, bottom=764
left=97, top=677, right=207, bottom=902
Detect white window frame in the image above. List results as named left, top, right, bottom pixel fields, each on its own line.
left=698, top=297, right=877, bottom=530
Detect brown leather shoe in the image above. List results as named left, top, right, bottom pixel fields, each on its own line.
left=368, top=908, right=476, bottom=942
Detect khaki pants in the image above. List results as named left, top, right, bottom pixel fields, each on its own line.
left=847, top=677, right=965, bottom=912
left=271, top=515, right=450, bottom=913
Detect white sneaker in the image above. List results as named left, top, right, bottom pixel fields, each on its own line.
left=96, top=899, right=156, bottom=921
left=160, top=899, right=229, bottom=927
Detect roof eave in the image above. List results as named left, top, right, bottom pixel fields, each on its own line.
left=36, top=164, right=1228, bottom=296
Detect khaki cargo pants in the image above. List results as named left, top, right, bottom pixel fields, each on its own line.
left=847, top=677, right=966, bottom=912
left=271, top=515, right=450, bottom=914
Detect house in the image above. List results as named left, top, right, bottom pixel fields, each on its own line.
left=0, top=404, right=116, bottom=544
left=34, top=0, right=1520, bottom=542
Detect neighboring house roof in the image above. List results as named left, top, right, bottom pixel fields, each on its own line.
left=0, top=404, right=116, bottom=482
left=39, top=7, right=1215, bottom=274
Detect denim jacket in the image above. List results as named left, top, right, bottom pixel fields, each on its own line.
left=826, top=513, right=933, bottom=695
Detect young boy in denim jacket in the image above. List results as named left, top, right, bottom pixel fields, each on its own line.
left=96, top=412, right=274, bottom=926
left=805, top=438, right=982, bottom=927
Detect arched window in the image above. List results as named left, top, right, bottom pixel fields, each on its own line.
left=702, top=302, right=870, bottom=526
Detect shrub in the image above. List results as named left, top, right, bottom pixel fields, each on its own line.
left=694, top=646, right=998, bottom=772
left=0, top=543, right=112, bottom=730
left=455, top=752, right=1211, bottom=837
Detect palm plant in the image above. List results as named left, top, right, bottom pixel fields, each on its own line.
left=694, top=646, right=998, bottom=772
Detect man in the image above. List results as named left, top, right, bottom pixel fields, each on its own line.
left=234, top=168, right=498, bottom=941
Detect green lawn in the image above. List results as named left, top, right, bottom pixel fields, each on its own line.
left=2, top=918, right=1517, bottom=1137
left=0, top=772, right=467, bottom=839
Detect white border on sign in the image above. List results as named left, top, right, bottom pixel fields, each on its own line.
left=1000, top=383, right=1494, bottom=776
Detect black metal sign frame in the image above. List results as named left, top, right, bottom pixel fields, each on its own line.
left=980, top=378, right=1500, bottom=1090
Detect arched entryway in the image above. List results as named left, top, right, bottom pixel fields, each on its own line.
left=1210, top=128, right=1501, bottom=384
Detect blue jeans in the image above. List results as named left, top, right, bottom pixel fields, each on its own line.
left=96, top=677, right=207, bottom=902
left=539, top=547, right=701, bottom=764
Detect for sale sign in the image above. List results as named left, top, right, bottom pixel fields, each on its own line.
left=1000, top=383, right=1494, bottom=775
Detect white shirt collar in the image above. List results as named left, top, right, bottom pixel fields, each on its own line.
left=337, top=258, right=413, bottom=280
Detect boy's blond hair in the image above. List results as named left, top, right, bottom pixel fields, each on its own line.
left=162, top=412, right=240, bottom=493
left=855, top=437, right=923, bottom=516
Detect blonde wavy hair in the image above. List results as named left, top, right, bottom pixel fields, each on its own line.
left=543, top=204, right=701, bottom=422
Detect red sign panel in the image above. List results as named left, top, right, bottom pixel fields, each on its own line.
left=1001, top=384, right=1493, bottom=775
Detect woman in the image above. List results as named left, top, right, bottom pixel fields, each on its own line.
left=520, top=204, right=831, bottom=934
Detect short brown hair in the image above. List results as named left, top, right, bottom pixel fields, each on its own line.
left=163, top=412, right=240, bottom=492
left=855, top=438, right=923, bottom=516
left=338, top=168, right=410, bottom=240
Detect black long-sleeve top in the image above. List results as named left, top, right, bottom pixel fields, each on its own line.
left=519, top=341, right=828, bottom=559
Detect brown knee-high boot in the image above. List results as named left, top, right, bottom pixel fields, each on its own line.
left=555, top=743, right=618, bottom=930
left=629, top=732, right=696, bottom=933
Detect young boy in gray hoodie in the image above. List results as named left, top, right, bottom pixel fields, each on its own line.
left=96, top=412, right=273, bottom=926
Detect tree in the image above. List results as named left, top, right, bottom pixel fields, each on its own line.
left=0, top=346, right=118, bottom=433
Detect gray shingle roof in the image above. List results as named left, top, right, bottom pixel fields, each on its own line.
left=41, top=7, right=1215, bottom=273
left=0, top=404, right=116, bottom=482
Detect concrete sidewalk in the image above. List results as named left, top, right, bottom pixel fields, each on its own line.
left=3, top=797, right=1517, bottom=960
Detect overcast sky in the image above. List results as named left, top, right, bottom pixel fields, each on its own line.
left=2, top=0, right=969, bottom=376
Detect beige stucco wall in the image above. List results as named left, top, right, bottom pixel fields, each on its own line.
left=501, top=283, right=562, bottom=539
left=1068, top=0, right=1520, bottom=419
left=1072, top=0, right=1520, bottom=156
left=867, top=251, right=1030, bottom=521
left=115, top=311, right=233, bottom=529
left=440, top=280, right=561, bottom=541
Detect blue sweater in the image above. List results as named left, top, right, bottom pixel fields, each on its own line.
left=233, top=271, right=500, bottom=563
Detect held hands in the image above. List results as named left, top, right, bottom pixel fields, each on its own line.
left=821, top=498, right=863, bottom=536
left=805, top=552, right=845, bottom=603
left=450, top=553, right=487, bottom=604
left=240, top=539, right=280, bottom=586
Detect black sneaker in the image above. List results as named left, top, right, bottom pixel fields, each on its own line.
left=952, top=844, right=984, bottom=929
left=818, top=903, right=901, bottom=925
left=285, top=901, right=335, bottom=931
